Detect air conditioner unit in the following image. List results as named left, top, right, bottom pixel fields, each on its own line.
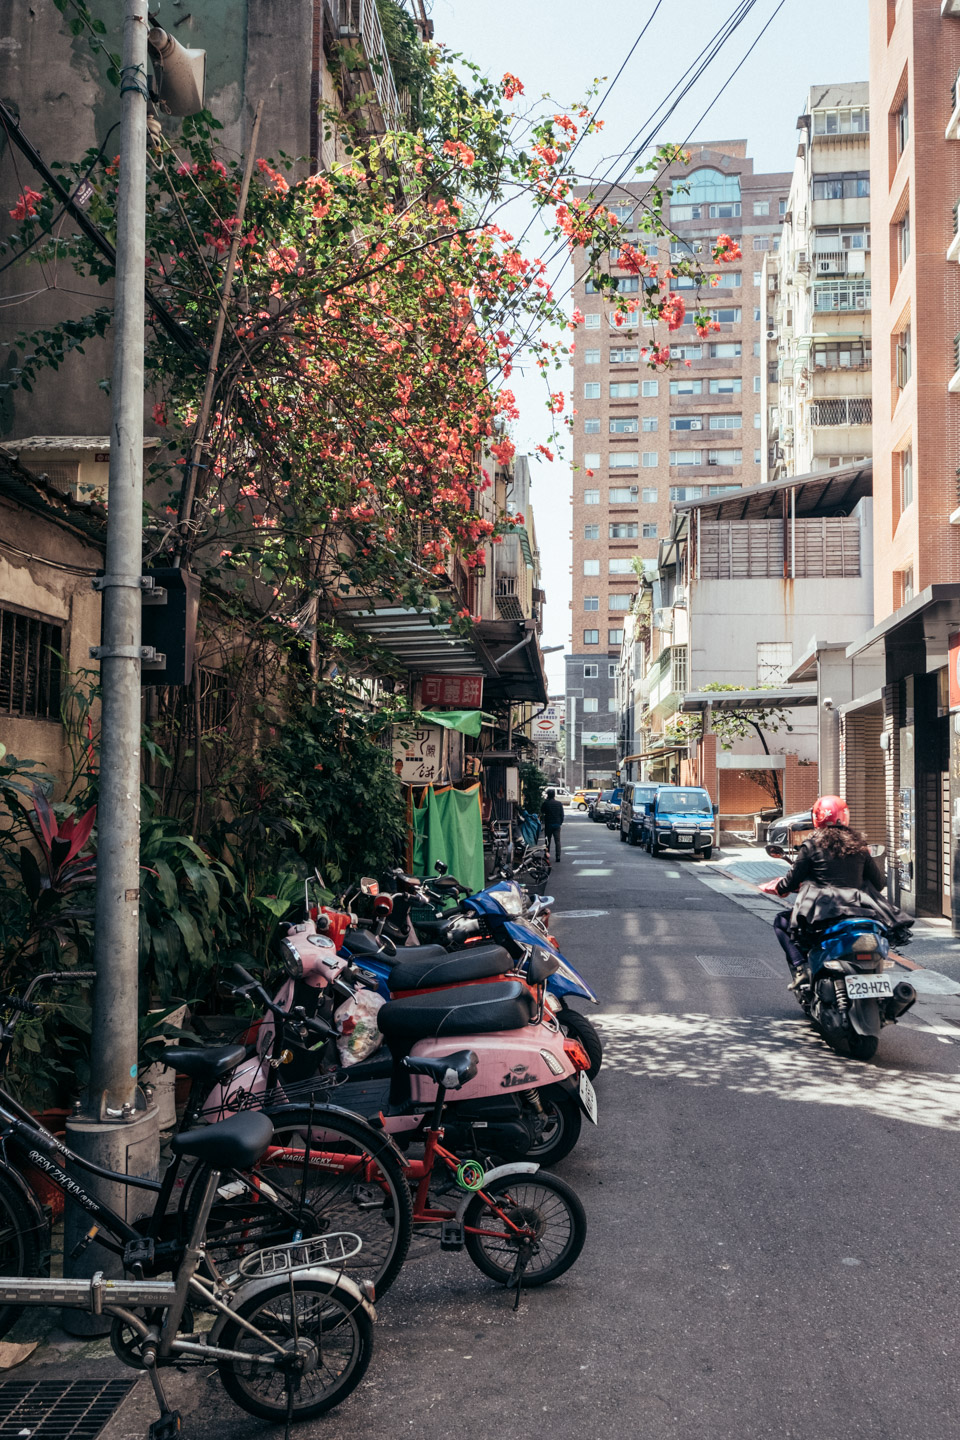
left=766, top=329, right=777, bottom=340
left=816, top=257, right=842, bottom=275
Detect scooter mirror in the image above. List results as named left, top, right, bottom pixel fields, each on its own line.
left=435, top=860, right=448, bottom=875
left=868, top=843, right=886, bottom=859
left=359, top=877, right=380, bottom=896
left=765, top=844, right=785, bottom=859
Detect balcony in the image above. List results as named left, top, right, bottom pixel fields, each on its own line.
left=495, top=574, right=525, bottom=621
left=949, top=200, right=960, bottom=263
left=945, top=0, right=960, bottom=14
left=950, top=333, right=960, bottom=393
left=809, top=397, right=872, bottom=426
left=645, top=645, right=689, bottom=715
left=328, top=0, right=402, bottom=134
left=947, top=67, right=960, bottom=140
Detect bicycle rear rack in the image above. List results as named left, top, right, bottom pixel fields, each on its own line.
left=237, top=1231, right=363, bottom=1278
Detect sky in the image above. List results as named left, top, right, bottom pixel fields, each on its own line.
left=429, top=0, right=870, bottom=695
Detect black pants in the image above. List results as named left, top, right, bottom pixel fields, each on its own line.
left=544, top=824, right=562, bottom=859
left=773, top=911, right=805, bottom=970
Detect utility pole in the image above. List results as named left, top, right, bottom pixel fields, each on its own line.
left=63, top=0, right=159, bottom=1333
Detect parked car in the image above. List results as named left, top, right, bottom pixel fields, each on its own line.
left=550, top=786, right=573, bottom=806
left=590, top=788, right=622, bottom=823
left=766, top=808, right=813, bottom=855
left=641, top=785, right=718, bottom=859
left=572, top=789, right=600, bottom=812
left=620, top=782, right=661, bottom=845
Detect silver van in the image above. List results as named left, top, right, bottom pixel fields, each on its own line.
left=620, top=782, right=661, bottom=845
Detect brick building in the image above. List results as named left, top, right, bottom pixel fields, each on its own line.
left=565, top=143, right=790, bottom=788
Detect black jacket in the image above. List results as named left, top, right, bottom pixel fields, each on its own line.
left=776, top=834, right=885, bottom=896
left=541, top=798, right=565, bottom=828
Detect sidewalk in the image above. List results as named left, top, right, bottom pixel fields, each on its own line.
left=698, top=841, right=960, bottom=1043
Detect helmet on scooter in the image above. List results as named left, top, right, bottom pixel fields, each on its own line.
left=811, top=794, right=849, bottom=829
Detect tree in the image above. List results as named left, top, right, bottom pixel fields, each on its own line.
left=665, top=684, right=794, bottom=810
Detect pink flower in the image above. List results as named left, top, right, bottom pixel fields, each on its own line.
left=9, top=187, right=42, bottom=221
left=502, top=73, right=524, bottom=100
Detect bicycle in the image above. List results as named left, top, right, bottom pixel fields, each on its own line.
left=0, top=994, right=374, bottom=1437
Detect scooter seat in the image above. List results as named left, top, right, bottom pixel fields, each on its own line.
left=389, top=945, right=513, bottom=993
left=160, top=1044, right=248, bottom=1083
left=377, top=980, right=534, bottom=1041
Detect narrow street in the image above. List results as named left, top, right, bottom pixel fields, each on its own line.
left=92, top=811, right=960, bottom=1440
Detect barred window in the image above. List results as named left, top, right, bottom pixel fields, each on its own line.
left=0, top=604, right=63, bottom=719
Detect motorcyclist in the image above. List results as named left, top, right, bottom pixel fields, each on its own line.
left=760, top=795, right=886, bottom=984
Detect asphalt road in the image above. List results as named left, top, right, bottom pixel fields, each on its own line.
left=89, top=814, right=960, bottom=1438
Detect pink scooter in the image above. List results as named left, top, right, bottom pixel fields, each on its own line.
left=204, top=933, right=597, bottom=1167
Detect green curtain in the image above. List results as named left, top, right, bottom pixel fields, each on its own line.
left=411, top=784, right=484, bottom=892
left=417, top=708, right=489, bottom=737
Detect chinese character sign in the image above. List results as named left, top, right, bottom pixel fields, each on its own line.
left=420, top=675, right=483, bottom=707
left=392, top=727, right=446, bottom=783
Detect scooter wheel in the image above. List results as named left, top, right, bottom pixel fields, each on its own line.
left=558, top=1008, right=603, bottom=1079
left=522, top=1085, right=582, bottom=1165
left=847, top=1033, right=879, bottom=1062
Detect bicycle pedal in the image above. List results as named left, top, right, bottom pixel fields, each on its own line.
left=439, top=1220, right=465, bottom=1251
left=148, top=1412, right=182, bottom=1440
left=123, top=1235, right=155, bottom=1270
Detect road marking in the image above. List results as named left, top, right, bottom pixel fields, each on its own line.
left=551, top=909, right=609, bottom=919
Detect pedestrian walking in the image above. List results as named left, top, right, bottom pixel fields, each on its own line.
left=541, top=787, right=564, bottom=862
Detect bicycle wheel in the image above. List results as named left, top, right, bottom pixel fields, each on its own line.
left=463, top=1171, right=586, bottom=1287
left=181, top=1107, right=412, bottom=1297
left=0, top=1171, right=47, bottom=1340
left=217, top=1274, right=373, bottom=1422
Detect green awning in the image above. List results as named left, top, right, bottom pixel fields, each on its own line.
left=418, top=709, right=491, bottom=738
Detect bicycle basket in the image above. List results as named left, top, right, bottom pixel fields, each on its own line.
left=237, top=1232, right=363, bottom=1279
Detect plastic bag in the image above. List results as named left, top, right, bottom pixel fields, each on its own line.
left=335, top=988, right=384, bottom=1066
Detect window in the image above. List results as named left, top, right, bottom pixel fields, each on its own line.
left=609, top=485, right=639, bottom=502
left=753, top=414, right=761, bottom=428
left=671, top=344, right=703, bottom=361
left=670, top=167, right=740, bottom=207
left=895, top=326, right=912, bottom=389
left=642, top=487, right=658, bottom=503
left=896, top=94, right=909, bottom=155
left=753, top=375, right=762, bottom=393
left=609, top=200, right=634, bottom=224
left=609, top=595, right=631, bottom=611
left=584, top=597, right=599, bottom=611
left=583, top=559, right=600, bottom=575
left=607, top=696, right=619, bottom=710
left=897, top=210, right=910, bottom=270
left=813, top=225, right=870, bottom=252
left=709, top=342, right=742, bottom=358
left=584, top=452, right=601, bottom=468
left=0, top=604, right=63, bottom=719
left=670, top=239, right=704, bottom=260
left=584, top=382, right=601, bottom=399
left=584, top=312, right=601, bottom=329
left=584, top=348, right=601, bottom=365
left=612, top=275, right=640, bottom=293
left=584, top=524, right=600, bottom=539
left=753, top=200, right=770, bottom=216
left=641, top=379, right=659, bottom=397
left=609, top=558, right=634, bottom=574
left=754, top=448, right=762, bottom=463
left=753, top=237, right=769, bottom=251
left=608, top=629, right=625, bottom=645
left=641, top=452, right=659, bottom=467
left=583, top=663, right=598, bottom=677
left=709, top=377, right=742, bottom=394
left=753, top=307, right=761, bottom=321
left=709, top=414, right=741, bottom=430
left=899, top=445, right=913, bottom=510
left=812, top=341, right=871, bottom=369
left=813, top=106, right=869, bottom=135
left=707, top=449, right=742, bottom=465
left=609, top=664, right=618, bottom=678
left=584, top=417, right=601, bottom=434
left=642, top=522, right=658, bottom=539
left=670, top=378, right=703, bottom=396
left=610, top=522, right=638, bottom=538
left=753, top=272, right=762, bottom=287
left=670, top=485, right=703, bottom=501
left=670, top=416, right=703, bottom=431
left=670, top=451, right=703, bottom=467
left=609, top=454, right=639, bottom=469
left=584, top=630, right=600, bottom=645
left=610, top=417, right=639, bottom=433
left=779, top=199, right=787, bottom=216
left=895, top=567, right=914, bottom=608
left=610, top=346, right=640, bottom=363
left=584, top=489, right=600, bottom=504
left=583, top=697, right=599, bottom=711
left=714, top=272, right=742, bottom=288
left=757, top=641, right=793, bottom=685
left=610, top=382, right=639, bottom=398
left=753, top=341, right=761, bottom=357
left=812, top=172, right=870, bottom=200
left=708, top=484, right=741, bottom=496
left=712, top=307, right=742, bottom=324
left=641, top=416, right=658, bottom=431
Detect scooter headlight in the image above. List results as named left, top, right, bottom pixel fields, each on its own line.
left=281, top=940, right=304, bottom=979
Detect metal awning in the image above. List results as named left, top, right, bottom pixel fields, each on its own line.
left=335, top=603, right=481, bottom=674
left=681, top=685, right=817, bottom=712
left=787, top=639, right=848, bottom=684
left=845, top=584, right=960, bottom=660
left=6, top=435, right=161, bottom=451
left=672, top=459, right=872, bottom=524
left=621, top=745, right=684, bottom=762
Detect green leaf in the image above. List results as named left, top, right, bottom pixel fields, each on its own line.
left=152, top=857, right=179, bottom=910
left=169, top=907, right=204, bottom=963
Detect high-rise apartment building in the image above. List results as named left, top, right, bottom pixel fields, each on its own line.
left=763, top=84, right=873, bottom=483
left=565, top=144, right=790, bottom=787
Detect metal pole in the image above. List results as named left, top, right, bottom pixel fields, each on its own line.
left=64, top=0, right=159, bottom=1333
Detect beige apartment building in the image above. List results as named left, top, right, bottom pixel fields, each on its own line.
left=565, top=145, right=790, bottom=787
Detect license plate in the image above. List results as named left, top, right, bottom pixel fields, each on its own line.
left=578, top=1071, right=598, bottom=1124
left=844, top=974, right=894, bottom=1000
left=676, top=835, right=693, bottom=845
left=792, top=829, right=815, bottom=845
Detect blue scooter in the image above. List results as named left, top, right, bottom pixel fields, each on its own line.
left=338, top=874, right=603, bottom=1078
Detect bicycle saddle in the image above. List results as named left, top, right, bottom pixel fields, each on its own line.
left=389, top=946, right=513, bottom=993
left=160, top=1044, right=247, bottom=1083
left=403, top=1050, right=479, bottom=1090
left=377, top=980, right=534, bottom=1041
left=172, top=1110, right=274, bottom=1170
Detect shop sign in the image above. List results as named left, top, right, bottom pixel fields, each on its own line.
left=420, top=674, right=483, bottom=707
left=393, top=726, right=445, bottom=783
left=950, top=632, right=960, bottom=711
left=582, top=732, right=617, bottom=747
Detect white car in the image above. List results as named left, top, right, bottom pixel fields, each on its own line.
left=549, top=786, right=573, bottom=806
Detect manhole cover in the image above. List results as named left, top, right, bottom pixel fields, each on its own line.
left=0, top=1378, right=135, bottom=1440
left=695, top=954, right=782, bottom=978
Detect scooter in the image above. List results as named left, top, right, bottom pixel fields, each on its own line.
left=205, top=931, right=597, bottom=1166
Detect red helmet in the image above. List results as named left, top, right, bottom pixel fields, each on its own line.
left=812, top=794, right=849, bottom=829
